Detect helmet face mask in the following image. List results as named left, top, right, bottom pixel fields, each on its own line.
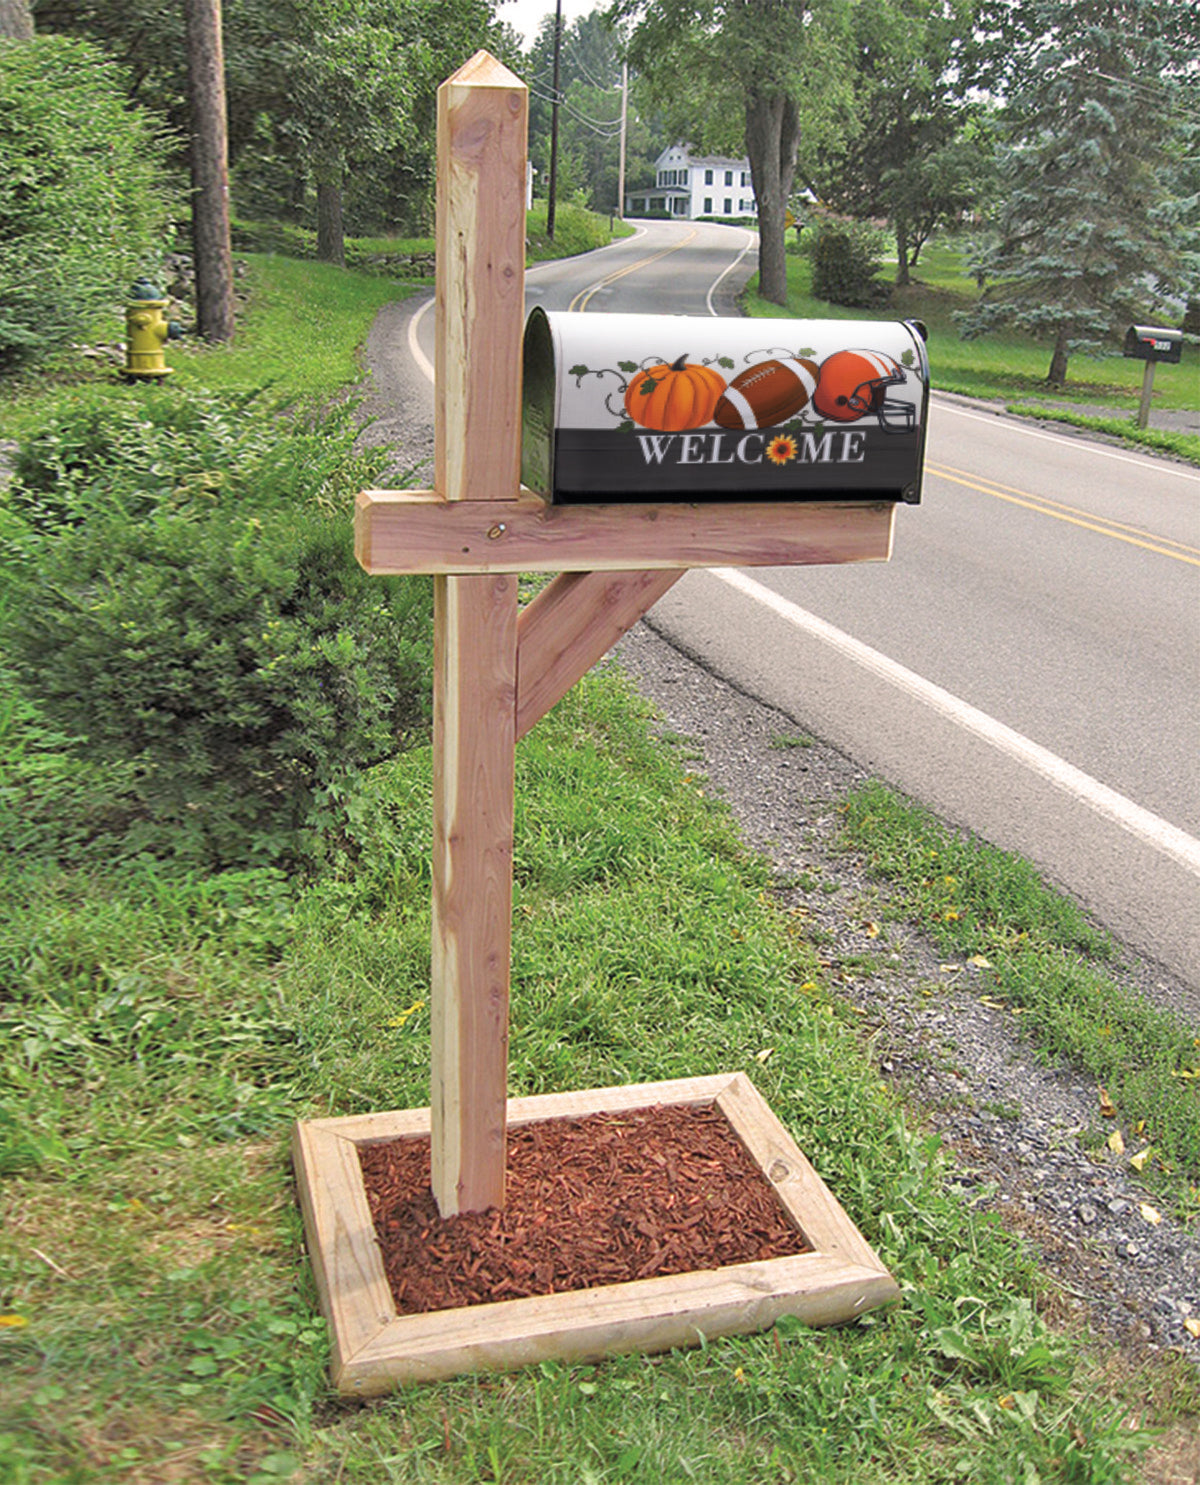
left=813, top=350, right=917, bottom=433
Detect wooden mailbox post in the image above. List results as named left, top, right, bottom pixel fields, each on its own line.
left=293, top=50, right=904, bottom=1393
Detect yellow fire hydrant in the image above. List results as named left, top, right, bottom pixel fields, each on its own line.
left=122, top=277, right=174, bottom=379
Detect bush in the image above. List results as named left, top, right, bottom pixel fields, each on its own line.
left=2, top=391, right=433, bottom=866
left=809, top=214, right=891, bottom=308
left=6, top=505, right=432, bottom=864
left=0, top=35, right=173, bottom=372
left=5, top=384, right=381, bottom=537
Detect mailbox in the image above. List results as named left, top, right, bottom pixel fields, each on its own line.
left=522, top=309, right=930, bottom=505
left=1124, top=325, right=1183, bottom=364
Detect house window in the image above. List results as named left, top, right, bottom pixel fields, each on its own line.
left=704, top=197, right=712, bottom=214
left=705, top=168, right=713, bottom=185
left=725, top=170, right=733, bottom=185
left=724, top=198, right=732, bottom=214
left=742, top=171, right=749, bottom=187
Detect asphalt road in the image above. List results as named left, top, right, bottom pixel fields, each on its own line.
left=389, top=218, right=1200, bottom=998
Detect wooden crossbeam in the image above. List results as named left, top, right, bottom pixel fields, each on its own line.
left=515, top=570, right=683, bottom=741
left=357, top=490, right=896, bottom=575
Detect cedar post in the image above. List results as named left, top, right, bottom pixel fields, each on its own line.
left=430, top=54, right=528, bottom=1217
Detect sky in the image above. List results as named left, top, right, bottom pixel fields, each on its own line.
left=496, top=0, right=605, bottom=48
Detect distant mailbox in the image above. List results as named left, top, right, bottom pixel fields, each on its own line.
left=522, top=309, right=930, bottom=505
left=1124, top=325, right=1183, bottom=364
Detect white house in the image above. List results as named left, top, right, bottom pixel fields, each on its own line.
left=624, top=144, right=756, bottom=220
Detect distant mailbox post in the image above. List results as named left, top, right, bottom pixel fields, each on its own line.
left=1124, top=324, right=1184, bottom=429
left=523, top=308, right=930, bottom=506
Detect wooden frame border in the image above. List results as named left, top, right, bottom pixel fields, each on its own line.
left=293, top=1073, right=899, bottom=1395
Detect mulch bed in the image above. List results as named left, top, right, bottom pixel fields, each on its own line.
left=358, top=1102, right=811, bottom=1315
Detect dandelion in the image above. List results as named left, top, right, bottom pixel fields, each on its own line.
left=766, top=434, right=798, bottom=466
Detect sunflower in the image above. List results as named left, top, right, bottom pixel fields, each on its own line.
left=766, top=434, right=798, bottom=466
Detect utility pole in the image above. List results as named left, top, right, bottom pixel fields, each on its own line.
left=184, top=0, right=235, bottom=342
left=546, top=0, right=563, bottom=241
left=617, top=60, right=628, bottom=218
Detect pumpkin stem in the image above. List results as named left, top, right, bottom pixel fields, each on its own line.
left=670, top=353, right=690, bottom=371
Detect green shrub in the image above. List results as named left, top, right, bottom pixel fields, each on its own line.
left=0, top=36, right=174, bottom=371
left=809, top=213, right=890, bottom=308
left=5, top=503, right=432, bottom=865
left=2, top=388, right=432, bottom=866
left=5, top=384, right=380, bottom=537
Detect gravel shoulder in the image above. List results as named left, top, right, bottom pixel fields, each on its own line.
left=615, top=619, right=1200, bottom=1382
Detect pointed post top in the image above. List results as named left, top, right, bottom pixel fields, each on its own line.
left=443, top=49, right=526, bottom=92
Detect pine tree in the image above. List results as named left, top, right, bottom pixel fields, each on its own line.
left=959, top=0, right=1197, bottom=386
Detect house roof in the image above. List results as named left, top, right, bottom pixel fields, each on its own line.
left=654, top=144, right=751, bottom=171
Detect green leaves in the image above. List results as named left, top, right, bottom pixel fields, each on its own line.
left=3, top=386, right=433, bottom=869
left=0, top=36, right=172, bottom=371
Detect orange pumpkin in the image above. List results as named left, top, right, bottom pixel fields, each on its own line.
left=623, top=354, right=726, bottom=431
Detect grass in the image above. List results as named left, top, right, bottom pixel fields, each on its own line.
left=0, top=201, right=630, bottom=442
left=1, top=248, right=1195, bottom=1482
left=839, top=782, right=1200, bottom=1211
left=0, top=253, right=415, bottom=443
left=232, top=202, right=633, bottom=272
left=525, top=200, right=636, bottom=261
left=744, top=240, right=1200, bottom=464
left=0, top=672, right=1171, bottom=1485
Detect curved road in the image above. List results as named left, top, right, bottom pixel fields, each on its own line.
left=391, top=219, right=1200, bottom=998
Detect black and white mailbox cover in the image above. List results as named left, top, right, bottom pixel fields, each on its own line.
left=522, top=308, right=930, bottom=505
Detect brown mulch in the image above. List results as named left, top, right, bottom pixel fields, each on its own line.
left=358, top=1102, right=811, bottom=1315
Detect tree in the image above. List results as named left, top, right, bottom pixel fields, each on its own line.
left=0, top=0, right=33, bottom=37
left=804, top=0, right=990, bottom=285
left=613, top=0, right=850, bottom=306
left=32, top=0, right=288, bottom=167
left=31, top=0, right=497, bottom=249
left=958, top=0, right=1198, bottom=386
left=184, top=0, right=235, bottom=340
left=524, top=9, right=660, bottom=215
left=280, top=0, right=495, bottom=262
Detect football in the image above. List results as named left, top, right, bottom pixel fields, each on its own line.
left=713, top=356, right=820, bottom=430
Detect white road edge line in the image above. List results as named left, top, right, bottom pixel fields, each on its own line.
left=407, top=296, right=435, bottom=384
left=932, top=397, right=1200, bottom=478
left=706, top=229, right=758, bottom=316
left=710, top=567, right=1200, bottom=878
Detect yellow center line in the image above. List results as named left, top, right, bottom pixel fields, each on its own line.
left=928, top=463, right=1200, bottom=567
left=932, top=463, right=1200, bottom=555
left=569, top=228, right=699, bottom=312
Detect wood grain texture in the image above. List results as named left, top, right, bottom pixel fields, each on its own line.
left=356, top=489, right=896, bottom=574
left=343, top=1254, right=894, bottom=1392
left=716, top=1073, right=897, bottom=1282
left=291, top=1122, right=396, bottom=1383
left=435, top=52, right=527, bottom=505
left=428, top=50, right=527, bottom=1217
left=431, top=572, right=518, bottom=1216
left=515, top=569, right=683, bottom=740
left=292, top=1074, right=901, bottom=1394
